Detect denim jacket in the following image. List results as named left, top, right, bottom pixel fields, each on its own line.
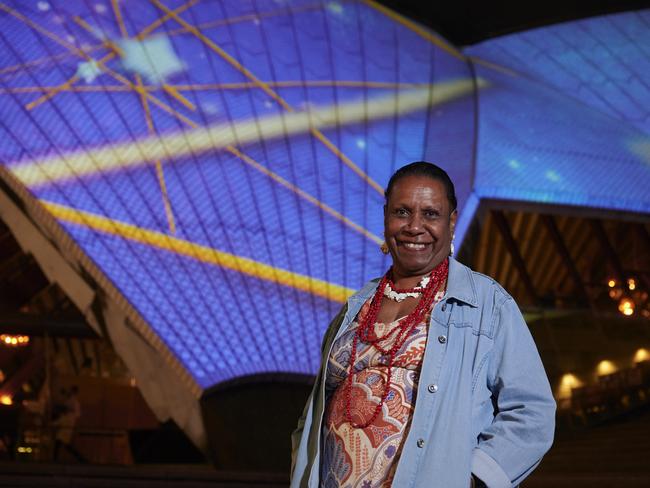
left=291, top=257, right=555, bottom=488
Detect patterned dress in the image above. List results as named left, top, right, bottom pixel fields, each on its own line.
left=320, top=287, right=445, bottom=488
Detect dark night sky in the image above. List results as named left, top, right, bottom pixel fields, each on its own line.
left=377, top=0, right=650, bottom=46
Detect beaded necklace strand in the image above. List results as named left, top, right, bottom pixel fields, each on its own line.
left=344, top=258, right=449, bottom=428
left=383, top=274, right=430, bottom=302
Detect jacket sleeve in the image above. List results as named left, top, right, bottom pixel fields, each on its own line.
left=471, top=295, right=556, bottom=488
left=290, top=304, right=348, bottom=481
left=290, top=384, right=316, bottom=478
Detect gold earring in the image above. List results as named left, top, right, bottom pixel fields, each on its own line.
left=380, top=241, right=389, bottom=254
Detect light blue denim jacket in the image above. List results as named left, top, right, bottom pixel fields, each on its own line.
left=290, top=258, right=555, bottom=488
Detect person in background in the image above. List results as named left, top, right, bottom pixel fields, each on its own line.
left=291, top=162, right=555, bottom=487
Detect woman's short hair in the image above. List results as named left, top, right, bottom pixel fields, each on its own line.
left=385, top=161, right=457, bottom=212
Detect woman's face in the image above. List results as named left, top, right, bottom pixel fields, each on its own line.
left=384, top=175, right=457, bottom=279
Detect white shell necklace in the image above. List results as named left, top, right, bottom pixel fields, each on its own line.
left=383, top=275, right=430, bottom=302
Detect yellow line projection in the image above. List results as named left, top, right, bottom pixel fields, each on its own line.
left=150, top=0, right=385, bottom=195
left=150, top=0, right=290, bottom=109
left=0, top=0, right=394, bottom=245
left=72, top=12, right=196, bottom=111
left=0, top=50, right=93, bottom=78
left=41, top=200, right=355, bottom=304
left=136, top=74, right=177, bottom=234
left=0, top=2, right=480, bottom=260
left=61, top=36, right=189, bottom=124
left=0, top=0, right=201, bottom=239
left=469, top=56, right=520, bottom=77
left=26, top=74, right=81, bottom=110
left=25, top=50, right=118, bottom=110
left=226, top=146, right=383, bottom=245
left=139, top=0, right=199, bottom=38
left=0, top=3, right=90, bottom=57
left=111, top=0, right=129, bottom=38
left=163, top=1, right=326, bottom=38
left=161, top=85, right=196, bottom=111
left=11, top=82, right=475, bottom=187
left=361, top=0, right=465, bottom=61
left=0, top=0, right=297, bottom=80
left=9, top=0, right=195, bottom=112
left=10, top=81, right=480, bottom=245
left=0, top=86, right=138, bottom=93
left=0, top=80, right=428, bottom=94
left=72, top=16, right=123, bottom=53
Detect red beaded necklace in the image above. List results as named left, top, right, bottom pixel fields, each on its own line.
left=344, top=258, right=449, bottom=428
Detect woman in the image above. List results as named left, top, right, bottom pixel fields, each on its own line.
left=291, top=162, right=555, bottom=488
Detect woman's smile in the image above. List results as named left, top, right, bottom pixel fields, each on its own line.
left=398, top=241, right=430, bottom=251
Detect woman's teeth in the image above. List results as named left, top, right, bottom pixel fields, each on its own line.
left=403, top=242, right=426, bottom=250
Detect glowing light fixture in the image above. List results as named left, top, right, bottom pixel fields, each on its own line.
left=597, top=360, right=617, bottom=376
left=627, top=278, right=637, bottom=291
left=618, top=297, right=634, bottom=316
left=0, top=394, right=13, bottom=406
left=608, top=279, right=616, bottom=288
left=558, top=373, right=583, bottom=398
left=0, top=335, right=30, bottom=347
left=634, top=348, right=650, bottom=363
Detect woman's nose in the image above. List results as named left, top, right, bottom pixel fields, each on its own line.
left=405, top=214, right=423, bottom=232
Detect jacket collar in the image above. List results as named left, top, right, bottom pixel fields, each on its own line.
left=347, top=257, right=478, bottom=309
left=445, top=257, right=478, bottom=307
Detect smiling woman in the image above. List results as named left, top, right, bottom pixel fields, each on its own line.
left=291, top=162, right=556, bottom=488
left=384, top=163, right=457, bottom=286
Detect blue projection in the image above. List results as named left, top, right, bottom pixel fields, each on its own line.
left=467, top=10, right=650, bottom=214
left=0, top=0, right=475, bottom=388
left=0, top=1, right=649, bottom=391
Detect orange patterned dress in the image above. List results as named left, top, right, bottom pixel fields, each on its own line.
left=320, top=287, right=445, bottom=488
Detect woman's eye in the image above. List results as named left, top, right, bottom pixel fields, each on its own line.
left=395, top=208, right=408, bottom=216
left=425, top=211, right=439, bottom=219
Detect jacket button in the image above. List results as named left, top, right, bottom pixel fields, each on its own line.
left=438, top=335, right=447, bottom=344
left=416, top=438, right=425, bottom=448
left=427, top=384, right=438, bottom=393
left=441, top=303, right=447, bottom=311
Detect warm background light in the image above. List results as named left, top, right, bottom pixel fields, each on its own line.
left=0, top=394, right=13, bottom=406
left=618, top=298, right=634, bottom=316
left=627, top=278, right=636, bottom=290
left=0, top=334, right=30, bottom=347
left=634, top=348, right=650, bottom=363
left=558, top=373, right=583, bottom=398
left=608, top=279, right=616, bottom=288
left=597, top=360, right=617, bottom=376
left=609, top=288, right=623, bottom=300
